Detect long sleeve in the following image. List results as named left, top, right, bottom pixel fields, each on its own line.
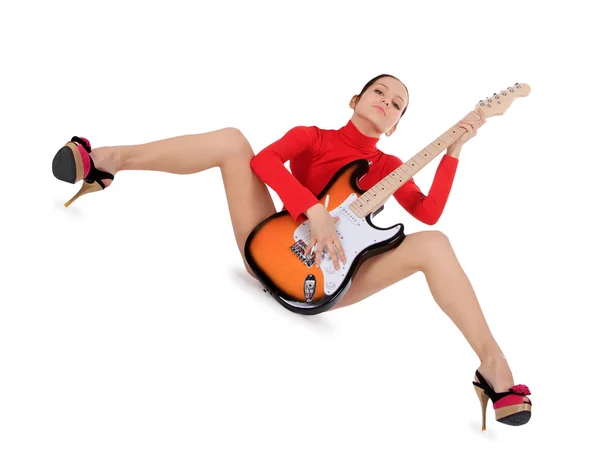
left=386, top=153, right=459, bottom=225
left=250, top=126, right=321, bottom=221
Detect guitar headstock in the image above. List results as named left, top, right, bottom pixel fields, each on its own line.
left=475, top=82, right=530, bottom=118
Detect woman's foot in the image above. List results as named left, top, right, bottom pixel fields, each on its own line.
left=473, top=354, right=532, bottom=429
left=53, top=138, right=119, bottom=207
left=88, top=147, right=120, bottom=188
left=475, top=355, right=515, bottom=393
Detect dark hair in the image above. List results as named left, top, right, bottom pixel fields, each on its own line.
left=357, top=74, right=409, bottom=119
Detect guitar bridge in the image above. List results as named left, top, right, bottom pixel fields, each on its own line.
left=290, top=239, right=315, bottom=267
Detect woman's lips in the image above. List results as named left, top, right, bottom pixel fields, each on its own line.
left=375, top=106, right=386, bottom=115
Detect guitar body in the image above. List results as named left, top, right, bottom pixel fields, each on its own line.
left=244, top=159, right=406, bottom=315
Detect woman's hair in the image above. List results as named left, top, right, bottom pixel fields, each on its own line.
left=357, top=74, right=409, bottom=119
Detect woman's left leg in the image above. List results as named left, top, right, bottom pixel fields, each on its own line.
left=331, top=230, right=516, bottom=394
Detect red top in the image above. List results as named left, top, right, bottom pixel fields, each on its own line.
left=250, top=119, right=459, bottom=225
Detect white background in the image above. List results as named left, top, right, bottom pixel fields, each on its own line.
left=1, top=0, right=598, bottom=462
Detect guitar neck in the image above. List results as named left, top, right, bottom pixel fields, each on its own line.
left=349, top=110, right=480, bottom=218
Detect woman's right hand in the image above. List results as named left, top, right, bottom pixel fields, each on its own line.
left=304, top=203, right=346, bottom=270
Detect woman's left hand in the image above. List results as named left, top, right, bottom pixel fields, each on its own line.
left=448, top=107, right=487, bottom=151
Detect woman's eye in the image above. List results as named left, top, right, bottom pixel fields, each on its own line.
left=375, top=88, right=401, bottom=110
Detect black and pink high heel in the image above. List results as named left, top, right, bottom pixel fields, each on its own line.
left=52, top=136, right=114, bottom=207
left=473, top=370, right=532, bottom=430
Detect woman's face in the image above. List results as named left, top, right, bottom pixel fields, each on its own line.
left=351, top=76, right=408, bottom=135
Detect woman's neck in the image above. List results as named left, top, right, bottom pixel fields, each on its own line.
left=350, top=115, right=383, bottom=138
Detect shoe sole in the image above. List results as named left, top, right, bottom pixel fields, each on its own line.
left=497, top=410, right=531, bottom=426
left=52, top=143, right=83, bottom=184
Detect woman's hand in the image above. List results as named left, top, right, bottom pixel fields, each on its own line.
left=305, top=203, right=346, bottom=270
left=447, top=107, right=487, bottom=152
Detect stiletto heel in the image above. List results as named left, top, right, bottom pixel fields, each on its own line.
left=472, top=370, right=532, bottom=430
left=473, top=384, right=489, bottom=430
left=64, top=180, right=104, bottom=207
left=52, top=136, right=114, bottom=207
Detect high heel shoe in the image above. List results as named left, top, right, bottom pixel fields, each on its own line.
left=473, top=370, right=532, bottom=430
left=52, top=136, right=114, bottom=207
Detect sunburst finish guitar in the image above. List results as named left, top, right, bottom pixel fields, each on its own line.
left=245, top=83, right=531, bottom=315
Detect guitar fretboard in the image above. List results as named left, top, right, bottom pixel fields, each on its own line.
left=349, top=111, right=480, bottom=218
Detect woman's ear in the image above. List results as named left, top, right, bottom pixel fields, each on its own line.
left=349, top=95, right=359, bottom=109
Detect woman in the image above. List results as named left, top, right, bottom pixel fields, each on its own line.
left=51, top=74, right=531, bottom=430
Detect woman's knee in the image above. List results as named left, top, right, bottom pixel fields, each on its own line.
left=219, top=127, right=254, bottom=167
left=407, top=230, right=452, bottom=269
left=224, top=127, right=252, bottom=152
left=419, top=230, right=450, bottom=245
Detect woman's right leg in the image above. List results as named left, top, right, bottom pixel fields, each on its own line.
left=91, top=127, right=276, bottom=275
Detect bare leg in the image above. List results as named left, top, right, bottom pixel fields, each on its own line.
left=332, top=230, right=517, bottom=393
left=90, top=128, right=276, bottom=273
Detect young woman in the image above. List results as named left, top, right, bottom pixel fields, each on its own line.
left=51, top=74, right=532, bottom=430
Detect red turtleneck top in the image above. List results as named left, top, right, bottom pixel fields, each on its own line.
left=249, top=120, right=459, bottom=225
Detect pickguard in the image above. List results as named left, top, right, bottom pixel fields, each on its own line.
left=291, top=193, right=402, bottom=296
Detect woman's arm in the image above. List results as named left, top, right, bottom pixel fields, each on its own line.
left=386, top=153, right=459, bottom=225
left=250, top=126, right=321, bottom=221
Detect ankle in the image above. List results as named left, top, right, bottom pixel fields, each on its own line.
left=107, top=147, right=122, bottom=172
left=91, top=146, right=122, bottom=174
left=477, top=354, right=515, bottom=393
left=479, top=350, right=507, bottom=368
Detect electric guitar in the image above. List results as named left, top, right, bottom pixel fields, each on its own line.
left=244, top=83, right=531, bottom=315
